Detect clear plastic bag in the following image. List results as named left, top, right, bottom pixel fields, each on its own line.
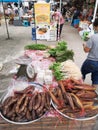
left=0, top=78, right=29, bottom=102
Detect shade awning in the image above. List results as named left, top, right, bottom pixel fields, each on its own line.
left=0, top=0, right=18, bottom=2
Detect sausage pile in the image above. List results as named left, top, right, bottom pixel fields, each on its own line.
left=0, top=85, right=51, bottom=123
left=0, top=78, right=98, bottom=123
left=50, top=78, right=98, bottom=119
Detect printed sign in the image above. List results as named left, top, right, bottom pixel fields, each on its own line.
left=34, top=3, right=50, bottom=25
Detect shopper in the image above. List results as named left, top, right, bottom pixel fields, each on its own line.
left=52, top=9, right=65, bottom=40
left=87, top=7, right=93, bottom=22
left=65, top=6, right=75, bottom=22
left=5, top=6, right=13, bottom=17
left=82, top=6, right=88, bottom=19
left=14, top=5, right=19, bottom=16
left=61, top=4, right=67, bottom=18
left=71, top=6, right=81, bottom=26
left=19, top=6, right=24, bottom=18
left=81, top=18, right=98, bottom=89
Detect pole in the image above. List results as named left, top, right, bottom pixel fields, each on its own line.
left=57, top=0, right=62, bottom=41
left=92, top=0, right=98, bottom=23
left=18, top=0, right=20, bottom=19
left=18, top=0, right=21, bottom=19
left=1, top=0, right=11, bottom=39
left=60, top=0, right=62, bottom=13
left=33, top=3, right=37, bottom=44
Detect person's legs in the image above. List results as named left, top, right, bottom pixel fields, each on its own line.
left=91, top=60, right=98, bottom=85
left=81, top=59, right=92, bottom=80
left=57, top=24, right=59, bottom=39
left=81, top=59, right=98, bottom=83
left=92, top=71, right=98, bottom=92
left=57, top=24, right=64, bottom=40
left=59, top=24, right=63, bottom=37
left=91, top=63, right=98, bottom=92
left=91, top=71, right=98, bottom=85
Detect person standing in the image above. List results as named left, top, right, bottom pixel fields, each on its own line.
left=71, top=6, right=81, bottom=26
left=13, top=5, right=19, bottom=16
left=81, top=18, right=98, bottom=89
left=61, top=4, right=67, bottom=18
left=87, top=7, right=93, bottom=22
left=52, top=9, right=65, bottom=40
left=19, top=6, right=24, bottom=19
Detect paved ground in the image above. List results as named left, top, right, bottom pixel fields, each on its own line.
left=0, top=20, right=98, bottom=129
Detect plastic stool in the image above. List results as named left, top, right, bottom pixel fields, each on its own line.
left=22, top=20, right=29, bottom=27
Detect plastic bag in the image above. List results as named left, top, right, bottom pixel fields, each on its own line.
left=1, top=78, right=29, bottom=102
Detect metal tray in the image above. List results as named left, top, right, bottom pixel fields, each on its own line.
left=51, top=99, right=98, bottom=121
left=0, top=82, right=46, bottom=124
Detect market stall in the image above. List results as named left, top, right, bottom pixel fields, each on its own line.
left=78, top=0, right=98, bottom=40
left=78, top=20, right=94, bottom=41
left=0, top=41, right=98, bottom=127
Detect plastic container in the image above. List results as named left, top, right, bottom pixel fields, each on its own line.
left=22, top=20, right=30, bottom=27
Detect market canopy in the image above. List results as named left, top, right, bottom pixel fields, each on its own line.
left=0, top=0, right=19, bottom=2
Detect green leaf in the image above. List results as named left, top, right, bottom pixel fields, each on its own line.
left=49, top=62, right=64, bottom=80
left=48, top=41, right=74, bottom=62
left=25, top=44, right=48, bottom=50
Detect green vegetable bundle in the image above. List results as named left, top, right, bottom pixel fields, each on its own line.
left=25, top=44, right=49, bottom=50
left=48, top=41, right=74, bottom=62
left=49, top=62, right=64, bottom=81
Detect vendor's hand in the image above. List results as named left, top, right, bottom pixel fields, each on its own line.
left=83, top=43, right=90, bottom=53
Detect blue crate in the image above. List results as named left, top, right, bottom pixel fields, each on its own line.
left=73, top=19, right=80, bottom=28
left=74, top=19, right=80, bottom=24
left=73, top=19, right=80, bottom=26
left=22, top=20, right=30, bottom=27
